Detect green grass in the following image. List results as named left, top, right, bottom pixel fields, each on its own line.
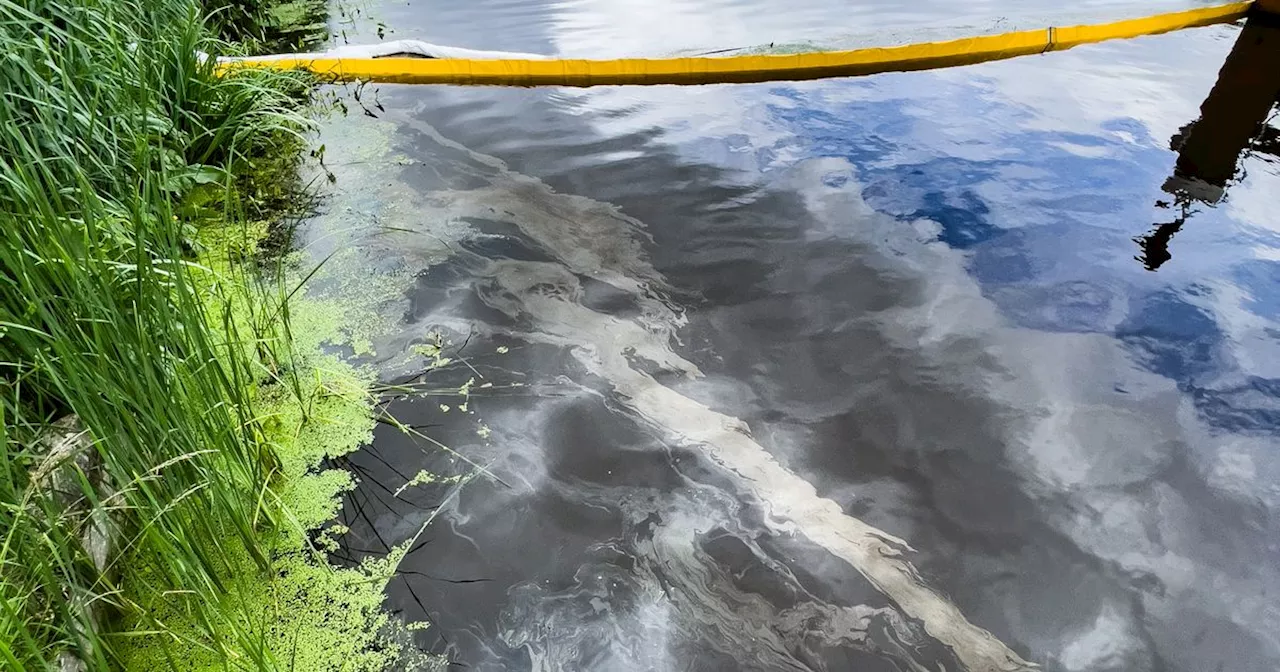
left=0, top=0, right=338, bottom=669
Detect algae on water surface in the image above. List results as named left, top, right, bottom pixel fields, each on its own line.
left=118, top=112, right=446, bottom=671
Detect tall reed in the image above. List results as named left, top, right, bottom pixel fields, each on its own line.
left=0, top=0, right=315, bottom=668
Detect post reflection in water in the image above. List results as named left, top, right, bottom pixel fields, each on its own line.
left=1137, top=8, right=1280, bottom=271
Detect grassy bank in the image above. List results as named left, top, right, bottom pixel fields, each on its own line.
left=0, top=0, right=420, bottom=669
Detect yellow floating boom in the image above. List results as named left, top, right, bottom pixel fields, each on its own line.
left=221, top=1, right=1258, bottom=87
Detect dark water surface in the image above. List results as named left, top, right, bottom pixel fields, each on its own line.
left=305, top=2, right=1280, bottom=670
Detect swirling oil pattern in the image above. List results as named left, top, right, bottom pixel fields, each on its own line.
left=307, top=1, right=1280, bottom=671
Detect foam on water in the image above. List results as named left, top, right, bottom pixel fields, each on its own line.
left=383, top=116, right=1036, bottom=671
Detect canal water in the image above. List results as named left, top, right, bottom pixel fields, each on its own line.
left=300, top=1, right=1280, bottom=670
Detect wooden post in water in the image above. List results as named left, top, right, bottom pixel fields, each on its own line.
left=1137, top=9, right=1280, bottom=270
left=1256, top=0, right=1280, bottom=16
left=1172, top=9, right=1280, bottom=190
